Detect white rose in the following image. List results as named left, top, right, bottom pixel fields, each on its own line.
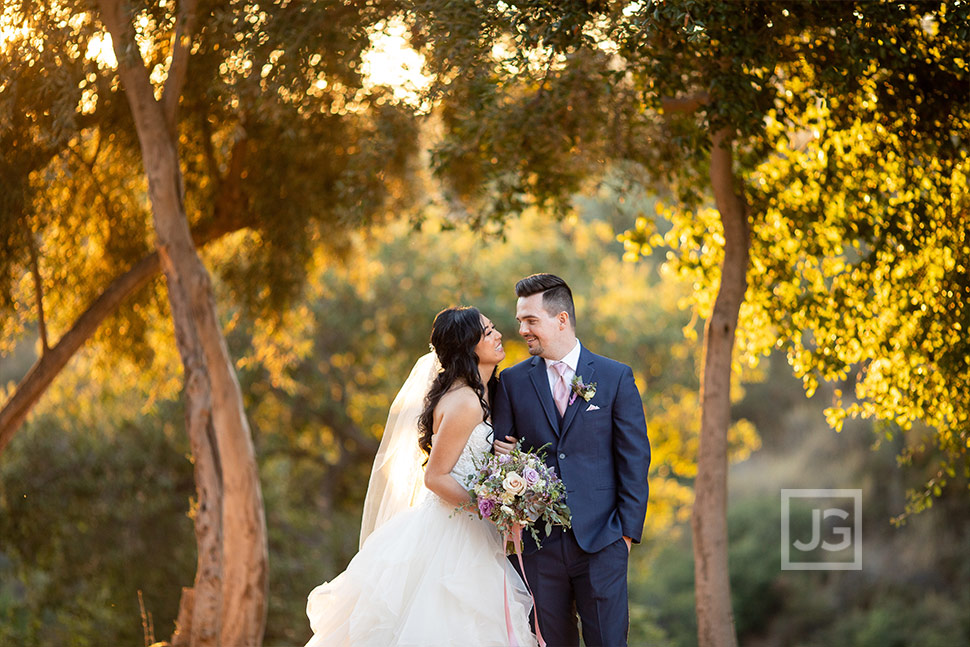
left=501, top=491, right=515, bottom=505
left=502, top=472, right=526, bottom=495
left=500, top=505, right=515, bottom=517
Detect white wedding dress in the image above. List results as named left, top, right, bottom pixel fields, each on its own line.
left=305, top=421, right=537, bottom=647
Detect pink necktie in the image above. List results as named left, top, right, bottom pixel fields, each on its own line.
left=552, top=361, right=570, bottom=417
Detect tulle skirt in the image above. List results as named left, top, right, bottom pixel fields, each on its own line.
left=305, top=495, right=536, bottom=647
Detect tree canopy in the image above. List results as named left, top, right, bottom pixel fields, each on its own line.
left=622, top=1, right=970, bottom=514
left=0, top=0, right=421, bottom=449
left=0, top=0, right=420, bottom=358
left=410, top=0, right=970, bottom=512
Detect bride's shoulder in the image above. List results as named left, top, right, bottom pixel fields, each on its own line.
left=437, top=384, right=481, bottom=411
left=432, top=387, right=485, bottom=438
left=435, top=385, right=484, bottom=418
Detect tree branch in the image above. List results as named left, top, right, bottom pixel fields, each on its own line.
left=0, top=211, right=253, bottom=454
left=97, top=0, right=136, bottom=68
left=0, top=252, right=159, bottom=453
left=163, top=0, right=199, bottom=131
left=26, top=232, right=49, bottom=354
left=97, top=0, right=168, bottom=144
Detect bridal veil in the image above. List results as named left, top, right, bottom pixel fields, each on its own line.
left=358, top=352, right=440, bottom=548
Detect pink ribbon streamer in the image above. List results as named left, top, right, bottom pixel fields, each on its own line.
left=503, top=571, right=519, bottom=647
left=504, top=524, right=546, bottom=647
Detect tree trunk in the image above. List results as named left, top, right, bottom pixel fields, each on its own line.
left=692, top=127, right=748, bottom=647
left=166, top=256, right=223, bottom=647
left=97, top=1, right=268, bottom=644
left=172, top=302, right=224, bottom=647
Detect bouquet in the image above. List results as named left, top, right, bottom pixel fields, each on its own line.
left=462, top=440, right=571, bottom=552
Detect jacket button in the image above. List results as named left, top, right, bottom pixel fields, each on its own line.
left=559, top=453, right=566, bottom=460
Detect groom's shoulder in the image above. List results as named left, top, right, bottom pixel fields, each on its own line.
left=584, top=348, right=633, bottom=376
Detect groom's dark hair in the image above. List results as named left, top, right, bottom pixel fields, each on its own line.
left=515, top=273, right=576, bottom=328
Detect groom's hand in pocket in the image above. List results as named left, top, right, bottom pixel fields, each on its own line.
left=493, top=435, right=516, bottom=455
left=623, top=536, right=632, bottom=553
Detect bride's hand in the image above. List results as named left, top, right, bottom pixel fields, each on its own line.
left=493, top=435, right=516, bottom=455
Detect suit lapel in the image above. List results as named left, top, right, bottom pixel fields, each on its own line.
left=560, top=348, right=596, bottom=439
left=528, top=357, right=561, bottom=435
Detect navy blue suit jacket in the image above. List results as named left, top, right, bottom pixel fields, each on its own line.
left=492, top=346, right=651, bottom=554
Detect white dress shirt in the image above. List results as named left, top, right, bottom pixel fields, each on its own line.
left=544, top=339, right=582, bottom=397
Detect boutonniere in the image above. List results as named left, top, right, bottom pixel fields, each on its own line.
left=569, top=374, right=597, bottom=404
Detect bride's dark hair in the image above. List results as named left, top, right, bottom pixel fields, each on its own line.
left=418, top=306, right=496, bottom=457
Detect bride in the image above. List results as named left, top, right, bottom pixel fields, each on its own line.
left=304, top=306, right=537, bottom=646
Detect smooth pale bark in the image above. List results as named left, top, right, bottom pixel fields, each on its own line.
left=97, top=1, right=267, bottom=644
left=164, top=241, right=223, bottom=647
left=691, top=127, right=748, bottom=647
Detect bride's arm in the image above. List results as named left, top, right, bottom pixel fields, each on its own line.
left=424, top=390, right=481, bottom=507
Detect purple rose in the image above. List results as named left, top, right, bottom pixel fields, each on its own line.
left=478, top=498, right=496, bottom=517
left=523, top=467, right=540, bottom=486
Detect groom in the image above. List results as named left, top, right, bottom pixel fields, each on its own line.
left=492, top=273, right=651, bottom=647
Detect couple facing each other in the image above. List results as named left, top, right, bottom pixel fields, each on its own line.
left=305, top=273, right=651, bottom=647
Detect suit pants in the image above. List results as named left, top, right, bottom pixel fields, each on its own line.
left=516, top=527, right=630, bottom=647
